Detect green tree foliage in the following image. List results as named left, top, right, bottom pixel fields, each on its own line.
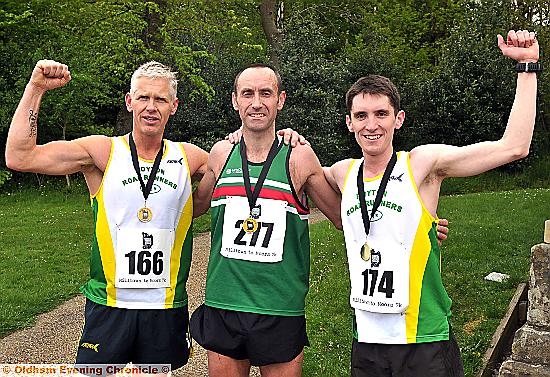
left=1, top=0, right=548, bottom=183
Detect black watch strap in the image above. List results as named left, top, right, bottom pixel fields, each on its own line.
left=515, top=62, right=543, bottom=73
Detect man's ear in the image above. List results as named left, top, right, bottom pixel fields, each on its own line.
left=232, top=92, right=239, bottom=111
left=170, top=98, right=179, bottom=115
left=346, top=114, right=353, bottom=132
left=125, top=93, right=133, bottom=112
left=395, top=110, right=405, bottom=129
left=277, top=91, right=287, bottom=110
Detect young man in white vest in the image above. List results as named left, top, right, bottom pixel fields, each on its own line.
left=323, top=29, right=540, bottom=377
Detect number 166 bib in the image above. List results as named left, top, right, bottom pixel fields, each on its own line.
left=115, top=228, right=174, bottom=288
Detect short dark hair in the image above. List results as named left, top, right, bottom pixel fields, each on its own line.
left=345, top=75, right=400, bottom=115
left=233, top=63, right=283, bottom=94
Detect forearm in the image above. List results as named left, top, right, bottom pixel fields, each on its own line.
left=501, top=72, right=538, bottom=158
left=6, top=83, right=47, bottom=170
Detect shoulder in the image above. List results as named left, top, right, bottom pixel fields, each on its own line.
left=181, top=141, right=208, bottom=159
left=289, top=143, right=319, bottom=164
left=409, top=144, right=443, bottom=174
left=75, top=134, right=112, bottom=160
left=209, top=140, right=234, bottom=160
left=329, top=158, right=354, bottom=187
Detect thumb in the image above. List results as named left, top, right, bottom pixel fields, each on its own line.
left=497, top=34, right=506, bottom=51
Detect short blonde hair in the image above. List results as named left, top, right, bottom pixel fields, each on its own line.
left=130, top=61, right=178, bottom=99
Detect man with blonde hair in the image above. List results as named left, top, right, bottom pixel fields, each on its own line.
left=6, top=60, right=208, bottom=370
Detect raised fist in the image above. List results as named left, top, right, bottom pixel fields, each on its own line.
left=29, top=59, right=72, bottom=91
left=497, top=30, right=539, bottom=63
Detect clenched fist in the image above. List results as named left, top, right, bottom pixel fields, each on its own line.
left=29, top=59, right=71, bottom=91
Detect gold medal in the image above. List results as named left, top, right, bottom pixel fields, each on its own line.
left=137, top=207, right=153, bottom=223
left=361, top=242, right=371, bottom=261
left=242, top=217, right=259, bottom=233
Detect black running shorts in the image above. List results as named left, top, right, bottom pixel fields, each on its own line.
left=76, top=299, right=191, bottom=370
left=190, top=304, right=309, bottom=366
left=351, top=336, right=464, bottom=377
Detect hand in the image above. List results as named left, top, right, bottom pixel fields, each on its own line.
left=497, top=30, right=539, bottom=63
left=436, top=218, right=449, bottom=246
left=29, top=60, right=72, bottom=91
left=226, top=127, right=243, bottom=144
left=277, top=128, right=309, bottom=147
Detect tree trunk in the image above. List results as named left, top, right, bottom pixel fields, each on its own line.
left=259, top=0, right=284, bottom=69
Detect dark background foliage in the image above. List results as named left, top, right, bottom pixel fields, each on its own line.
left=1, top=0, right=548, bottom=186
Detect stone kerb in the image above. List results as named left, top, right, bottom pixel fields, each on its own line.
left=499, top=222, right=550, bottom=377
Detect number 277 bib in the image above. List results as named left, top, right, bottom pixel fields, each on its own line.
left=220, top=196, right=287, bottom=263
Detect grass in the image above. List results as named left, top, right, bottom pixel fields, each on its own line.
left=0, top=183, right=210, bottom=338
left=0, top=184, right=548, bottom=377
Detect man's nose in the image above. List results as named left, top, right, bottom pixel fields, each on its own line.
left=146, top=99, right=156, bottom=110
left=251, top=93, right=262, bottom=108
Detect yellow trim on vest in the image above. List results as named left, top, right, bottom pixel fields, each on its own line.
left=94, top=188, right=117, bottom=306
left=164, top=142, right=193, bottom=307
left=342, top=159, right=357, bottom=197
left=405, top=212, right=433, bottom=342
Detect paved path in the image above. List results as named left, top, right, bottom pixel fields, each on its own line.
left=0, top=209, right=328, bottom=376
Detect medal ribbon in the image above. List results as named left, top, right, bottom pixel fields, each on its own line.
left=240, top=137, right=282, bottom=217
left=357, top=150, right=397, bottom=238
left=129, top=132, right=164, bottom=204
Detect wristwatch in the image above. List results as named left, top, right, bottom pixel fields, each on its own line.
left=515, top=62, right=543, bottom=73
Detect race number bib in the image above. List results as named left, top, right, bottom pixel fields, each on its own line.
left=349, top=240, right=409, bottom=314
left=115, top=228, right=174, bottom=288
left=221, top=196, right=287, bottom=263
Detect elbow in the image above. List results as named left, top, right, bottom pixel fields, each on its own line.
left=332, top=214, right=343, bottom=230
left=510, top=145, right=530, bottom=161
left=5, top=153, right=26, bottom=172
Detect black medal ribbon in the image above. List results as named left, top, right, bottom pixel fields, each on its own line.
left=357, top=150, right=397, bottom=238
left=240, top=137, right=281, bottom=217
left=129, top=132, right=164, bottom=204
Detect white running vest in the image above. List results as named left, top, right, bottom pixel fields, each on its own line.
left=89, top=136, right=193, bottom=309
left=341, top=152, right=435, bottom=343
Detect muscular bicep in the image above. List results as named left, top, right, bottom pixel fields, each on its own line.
left=183, top=142, right=209, bottom=183
left=11, top=137, right=100, bottom=175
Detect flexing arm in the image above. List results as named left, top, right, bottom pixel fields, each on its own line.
left=6, top=60, right=98, bottom=175
left=413, top=30, right=539, bottom=180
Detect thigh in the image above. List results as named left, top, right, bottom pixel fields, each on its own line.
left=207, top=351, right=251, bottom=377
left=134, top=306, right=191, bottom=370
left=76, top=299, right=135, bottom=365
left=259, top=351, right=304, bottom=377
left=246, top=314, right=309, bottom=367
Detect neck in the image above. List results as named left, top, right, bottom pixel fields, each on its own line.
left=129, top=132, right=163, bottom=160
left=362, top=148, right=395, bottom=178
left=242, top=128, right=277, bottom=163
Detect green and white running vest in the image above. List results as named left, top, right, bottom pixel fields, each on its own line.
left=80, top=136, right=193, bottom=309
left=206, top=139, right=310, bottom=316
left=341, top=152, right=452, bottom=344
